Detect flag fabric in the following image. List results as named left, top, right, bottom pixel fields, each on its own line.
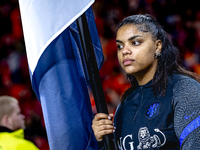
left=18, top=0, right=103, bottom=149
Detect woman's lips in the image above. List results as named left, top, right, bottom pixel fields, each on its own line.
left=123, top=59, right=134, bottom=65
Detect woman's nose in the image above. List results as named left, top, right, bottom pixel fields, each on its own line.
left=122, top=46, right=131, bottom=55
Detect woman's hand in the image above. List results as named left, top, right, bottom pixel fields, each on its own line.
left=92, top=113, right=115, bottom=141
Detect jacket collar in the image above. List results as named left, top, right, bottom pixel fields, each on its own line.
left=0, top=126, right=24, bottom=139
left=136, top=79, right=153, bottom=89
left=0, top=126, right=13, bottom=133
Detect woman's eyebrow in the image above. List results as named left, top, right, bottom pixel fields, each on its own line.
left=128, top=35, right=142, bottom=41
left=116, top=35, right=142, bottom=43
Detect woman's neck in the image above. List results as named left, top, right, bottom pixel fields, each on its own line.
left=133, top=63, right=157, bottom=86
left=136, top=74, right=153, bottom=85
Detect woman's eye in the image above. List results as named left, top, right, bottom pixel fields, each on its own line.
left=133, top=41, right=140, bottom=45
left=117, top=45, right=123, bottom=50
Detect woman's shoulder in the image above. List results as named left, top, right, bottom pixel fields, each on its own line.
left=170, top=73, right=191, bottom=81
left=169, top=73, right=199, bottom=87
left=171, top=73, right=200, bottom=110
left=171, top=73, right=200, bottom=95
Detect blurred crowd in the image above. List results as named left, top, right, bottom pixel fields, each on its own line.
left=0, top=0, right=200, bottom=149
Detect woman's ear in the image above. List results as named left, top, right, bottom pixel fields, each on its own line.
left=156, top=40, right=162, bottom=53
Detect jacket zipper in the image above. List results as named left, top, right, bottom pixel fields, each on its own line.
left=132, top=87, right=143, bottom=121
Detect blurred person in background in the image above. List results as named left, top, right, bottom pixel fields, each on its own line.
left=92, top=14, right=200, bottom=149
left=0, top=95, right=39, bottom=150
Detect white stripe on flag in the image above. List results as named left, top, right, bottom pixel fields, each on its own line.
left=18, top=0, right=94, bottom=74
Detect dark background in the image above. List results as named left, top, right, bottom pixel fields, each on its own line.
left=0, top=0, right=200, bottom=149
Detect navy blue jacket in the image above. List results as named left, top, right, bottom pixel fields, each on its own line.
left=98, top=74, right=200, bottom=149
left=113, top=74, right=188, bottom=149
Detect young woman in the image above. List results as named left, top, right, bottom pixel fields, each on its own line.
left=92, top=14, right=200, bottom=150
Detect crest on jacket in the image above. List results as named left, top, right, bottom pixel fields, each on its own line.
left=145, top=101, right=160, bottom=120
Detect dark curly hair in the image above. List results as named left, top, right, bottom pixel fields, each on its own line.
left=116, top=14, right=200, bottom=101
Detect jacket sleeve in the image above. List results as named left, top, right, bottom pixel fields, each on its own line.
left=172, top=78, right=200, bottom=150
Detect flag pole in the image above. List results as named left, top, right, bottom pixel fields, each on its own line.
left=76, top=12, right=117, bottom=150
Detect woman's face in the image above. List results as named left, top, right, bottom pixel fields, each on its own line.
left=116, top=24, right=161, bottom=79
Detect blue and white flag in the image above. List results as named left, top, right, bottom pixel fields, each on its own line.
left=18, top=0, right=103, bottom=149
